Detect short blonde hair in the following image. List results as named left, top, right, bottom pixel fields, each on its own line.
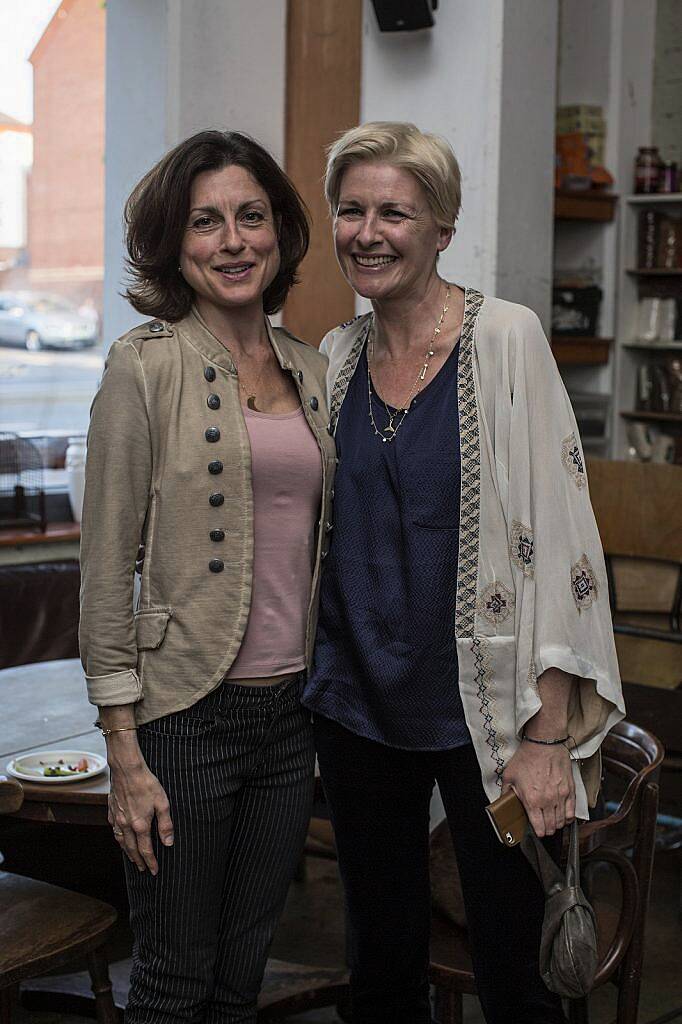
left=325, top=122, right=462, bottom=229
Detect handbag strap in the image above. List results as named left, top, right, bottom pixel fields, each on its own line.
left=520, top=819, right=581, bottom=897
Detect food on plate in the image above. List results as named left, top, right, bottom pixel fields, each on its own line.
left=39, top=757, right=90, bottom=777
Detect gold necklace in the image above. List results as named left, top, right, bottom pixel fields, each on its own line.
left=234, top=349, right=270, bottom=411
left=367, top=283, right=450, bottom=443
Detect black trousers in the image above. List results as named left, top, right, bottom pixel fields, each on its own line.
left=314, top=714, right=566, bottom=1024
left=124, top=676, right=315, bottom=1024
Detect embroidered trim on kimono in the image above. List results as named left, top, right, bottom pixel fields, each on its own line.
left=473, top=636, right=505, bottom=785
left=510, top=520, right=535, bottom=578
left=329, top=318, right=370, bottom=433
left=570, top=553, right=599, bottom=612
left=527, top=660, right=539, bottom=694
left=477, top=580, right=516, bottom=625
left=338, top=315, right=363, bottom=330
left=561, top=432, right=586, bottom=489
left=455, top=288, right=485, bottom=636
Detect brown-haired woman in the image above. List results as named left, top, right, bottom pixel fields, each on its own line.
left=79, top=129, right=335, bottom=1023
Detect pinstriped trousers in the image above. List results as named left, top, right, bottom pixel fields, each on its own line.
left=123, top=674, right=315, bottom=1024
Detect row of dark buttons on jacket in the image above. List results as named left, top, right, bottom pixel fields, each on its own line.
left=204, top=366, right=224, bottom=572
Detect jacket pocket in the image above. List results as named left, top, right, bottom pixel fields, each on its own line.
left=134, top=607, right=172, bottom=651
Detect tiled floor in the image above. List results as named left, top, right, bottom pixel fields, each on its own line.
left=13, top=845, right=682, bottom=1023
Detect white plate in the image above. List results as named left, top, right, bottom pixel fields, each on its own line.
left=6, top=750, right=107, bottom=785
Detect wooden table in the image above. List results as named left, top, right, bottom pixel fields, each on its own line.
left=0, top=658, right=109, bottom=825
left=2, top=662, right=347, bottom=1019
left=0, top=660, right=328, bottom=828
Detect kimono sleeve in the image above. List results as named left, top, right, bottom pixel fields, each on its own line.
left=79, top=340, right=152, bottom=707
left=507, top=308, right=625, bottom=773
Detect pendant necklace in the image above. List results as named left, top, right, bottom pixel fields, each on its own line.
left=367, top=283, right=450, bottom=443
left=235, top=350, right=268, bottom=412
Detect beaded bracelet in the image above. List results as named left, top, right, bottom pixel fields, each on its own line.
left=522, top=732, right=569, bottom=746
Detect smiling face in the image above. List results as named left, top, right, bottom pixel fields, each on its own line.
left=333, top=161, right=452, bottom=303
left=179, top=164, right=281, bottom=319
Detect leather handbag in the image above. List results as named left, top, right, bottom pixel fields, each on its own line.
left=521, top=819, right=598, bottom=999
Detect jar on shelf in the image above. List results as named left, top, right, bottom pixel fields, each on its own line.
left=65, top=435, right=86, bottom=523
left=659, top=161, right=679, bottom=194
left=634, top=146, right=663, bottom=194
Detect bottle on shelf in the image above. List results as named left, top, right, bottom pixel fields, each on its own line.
left=659, top=161, right=678, bottom=194
left=634, top=146, right=663, bottom=194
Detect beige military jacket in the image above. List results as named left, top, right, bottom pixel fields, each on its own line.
left=79, top=309, right=336, bottom=725
left=321, top=288, right=625, bottom=817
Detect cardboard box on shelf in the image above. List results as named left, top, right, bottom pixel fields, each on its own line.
left=556, top=104, right=605, bottom=135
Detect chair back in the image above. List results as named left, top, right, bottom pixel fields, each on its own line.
left=587, top=458, right=682, bottom=688
left=587, top=458, right=682, bottom=564
left=0, top=776, right=23, bottom=816
left=575, top=720, right=663, bottom=1012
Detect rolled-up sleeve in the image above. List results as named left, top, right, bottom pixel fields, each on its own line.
left=79, top=340, right=152, bottom=707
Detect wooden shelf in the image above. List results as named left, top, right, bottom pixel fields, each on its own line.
left=626, top=268, right=682, bottom=276
left=0, top=521, right=80, bottom=548
left=623, top=342, right=682, bottom=353
left=626, top=193, right=682, bottom=204
left=554, top=190, right=617, bottom=222
left=551, top=336, right=613, bottom=366
left=620, top=410, right=682, bottom=424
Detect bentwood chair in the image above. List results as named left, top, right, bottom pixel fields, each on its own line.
left=0, top=775, right=120, bottom=1024
left=429, top=720, right=663, bottom=1024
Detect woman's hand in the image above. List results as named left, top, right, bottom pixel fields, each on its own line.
left=502, top=741, right=575, bottom=837
left=108, top=745, right=174, bottom=874
left=503, top=665, right=576, bottom=836
left=99, top=705, right=174, bottom=875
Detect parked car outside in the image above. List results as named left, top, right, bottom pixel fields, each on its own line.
left=0, top=292, right=99, bottom=350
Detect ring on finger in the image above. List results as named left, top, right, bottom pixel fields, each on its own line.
left=112, top=826, right=124, bottom=837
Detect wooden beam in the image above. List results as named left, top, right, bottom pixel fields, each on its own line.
left=283, top=0, right=362, bottom=346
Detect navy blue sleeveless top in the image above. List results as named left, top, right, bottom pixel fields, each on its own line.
left=303, top=336, right=470, bottom=750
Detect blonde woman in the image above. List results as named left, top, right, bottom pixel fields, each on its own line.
left=302, top=122, right=624, bottom=1024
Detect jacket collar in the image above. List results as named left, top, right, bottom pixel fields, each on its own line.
left=177, top=306, right=299, bottom=374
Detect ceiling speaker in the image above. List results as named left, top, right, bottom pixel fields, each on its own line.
left=371, top=0, right=438, bottom=32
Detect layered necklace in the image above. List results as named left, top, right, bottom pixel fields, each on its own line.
left=367, top=283, right=450, bottom=443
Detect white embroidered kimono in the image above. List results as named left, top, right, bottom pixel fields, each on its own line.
left=321, top=288, right=625, bottom=818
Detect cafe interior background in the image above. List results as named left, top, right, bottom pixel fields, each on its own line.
left=0, top=0, right=681, bottom=1021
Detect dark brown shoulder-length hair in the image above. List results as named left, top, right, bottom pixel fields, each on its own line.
left=124, top=129, right=310, bottom=320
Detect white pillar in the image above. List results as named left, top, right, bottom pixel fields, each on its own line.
left=103, top=0, right=286, bottom=347
left=360, top=0, right=558, bottom=327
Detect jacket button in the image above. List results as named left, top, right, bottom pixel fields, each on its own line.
left=204, top=366, right=216, bottom=382
left=149, top=320, right=164, bottom=333
left=310, top=396, right=319, bottom=411
left=205, top=427, right=220, bottom=443
left=209, top=558, right=224, bottom=573
left=209, top=529, right=225, bottom=542
left=330, top=488, right=335, bottom=500
left=207, top=393, right=221, bottom=410
left=209, top=492, right=224, bottom=507
left=208, top=460, right=223, bottom=475
left=325, top=521, right=333, bottom=533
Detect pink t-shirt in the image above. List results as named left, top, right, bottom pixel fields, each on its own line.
left=226, top=405, right=323, bottom=678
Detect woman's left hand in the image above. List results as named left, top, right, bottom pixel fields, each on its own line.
left=502, top=741, right=575, bottom=837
